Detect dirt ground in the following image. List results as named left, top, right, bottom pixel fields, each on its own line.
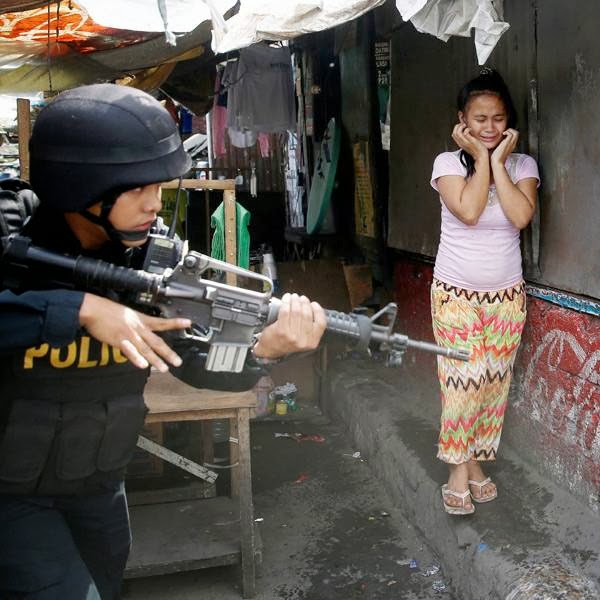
left=122, top=403, right=455, bottom=599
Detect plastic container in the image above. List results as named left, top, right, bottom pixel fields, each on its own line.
left=213, top=419, right=229, bottom=443
left=254, top=375, right=274, bottom=417
left=261, top=251, right=279, bottom=294
left=195, top=160, right=208, bottom=180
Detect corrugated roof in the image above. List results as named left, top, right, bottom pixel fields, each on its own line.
left=0, top=1, right=213, bottom=94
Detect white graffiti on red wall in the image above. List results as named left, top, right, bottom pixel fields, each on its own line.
left=519, top=315, right=600, bottom=496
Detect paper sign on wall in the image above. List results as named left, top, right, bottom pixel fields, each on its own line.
left=353, top=142, right=376, bottom=238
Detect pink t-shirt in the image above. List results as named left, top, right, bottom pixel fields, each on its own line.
left=431, top=150, right=540, bottom=292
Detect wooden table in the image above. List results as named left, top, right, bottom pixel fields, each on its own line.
left=124, top=371, right=260, bottom=598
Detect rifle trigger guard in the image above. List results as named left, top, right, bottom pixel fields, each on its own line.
left=178, top=325, right=212, bottom=344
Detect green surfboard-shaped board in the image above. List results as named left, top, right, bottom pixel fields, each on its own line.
left=306, top=117, right=341, bottom=234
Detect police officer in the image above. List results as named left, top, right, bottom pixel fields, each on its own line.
left=0, top=84, right=326, bottom=599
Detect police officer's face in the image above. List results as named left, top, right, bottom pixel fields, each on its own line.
left=109, top=183, right=163, bottom=247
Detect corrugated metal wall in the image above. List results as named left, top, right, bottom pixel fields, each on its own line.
left=211, top=132, right=286, bottom=194
left=535, top=0, right=600, bottom=297
left=388, top=24, right=475, bottom=258
left=388, top=0, right=599, bottom=299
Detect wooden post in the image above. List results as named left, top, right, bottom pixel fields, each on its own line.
left=160, top=178, right=235, bottom=258
left=223, top=188, right=237, bottom=285
left=204, top=189, right=211, bottom=254
left=229, top=417, right=240, bottom=499
left=161, top=178, right=235, bottom=190
left=16, top=98, right=31, bottom=181
left=236, top=407, right=256, bottom=598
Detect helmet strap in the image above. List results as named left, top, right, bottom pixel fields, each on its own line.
left=79, top=196, right=150, bottom=244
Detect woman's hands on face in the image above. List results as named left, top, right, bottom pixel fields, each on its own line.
left=491, top=128, right=519, bottom=166
left=452, top=122, right=488, bottom=161
left=252, top=293, right=327, bottom=359
left=80, top=293, right=191, bottom=372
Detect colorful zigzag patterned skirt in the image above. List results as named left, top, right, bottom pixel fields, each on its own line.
left=430, top=278, right=527, bottom=464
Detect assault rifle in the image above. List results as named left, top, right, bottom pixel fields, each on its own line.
left=1, top=235, right=470, bottom=371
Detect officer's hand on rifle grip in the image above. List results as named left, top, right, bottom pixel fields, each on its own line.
left=253, top=293, right=326, bottom=359
left=79, top=293, right=192, bottom=371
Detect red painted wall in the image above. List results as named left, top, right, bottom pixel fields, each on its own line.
left=514, top=299, right=600, bottom=502
left=393, top=256, right=600, bottom=508
left=392, top=258, right=436, bottom=371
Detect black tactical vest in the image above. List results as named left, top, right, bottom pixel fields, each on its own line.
left=0, top=333, right=149, bottom=496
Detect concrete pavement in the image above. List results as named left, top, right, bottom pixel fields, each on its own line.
left=323, top=354, right=600, bottom=599
left=124, top=404, right=457, bottom=599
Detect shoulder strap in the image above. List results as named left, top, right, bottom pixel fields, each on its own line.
left=0, top=178, right=39, bottom=237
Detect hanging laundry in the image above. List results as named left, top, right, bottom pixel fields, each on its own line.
left=258, top=132, right=270, bottom=158
left=225, top=44, right=296, bottom=134
left=210, top=200, right=251, bottom=269
left=228, top=127, right=257, bottom=149
left=211, top=68, right=228, bottom=158
left=219, top=59, right=255, bottom=148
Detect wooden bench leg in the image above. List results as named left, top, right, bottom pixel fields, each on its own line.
left=201, top=421, right=214, bottom=466
left=230, top=416, right=240, bottom=499
left=236, top=407, right=256, bottom=598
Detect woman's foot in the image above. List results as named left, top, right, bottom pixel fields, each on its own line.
left=442, top=462, right=474, bottom=514
left=467, top=459, right=497, bottom=502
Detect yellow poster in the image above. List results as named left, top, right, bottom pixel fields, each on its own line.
left=353, top=142, right=376, bottom=238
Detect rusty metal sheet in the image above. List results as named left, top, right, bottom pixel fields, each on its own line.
left=388, top=24, right=478, bottom=257
left=535, top=0, right=600, bottom=297
left=388, top=2, right=536, bottom=259
left=387, top=0, right=600, bottom=300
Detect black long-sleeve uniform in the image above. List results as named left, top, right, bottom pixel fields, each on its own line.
left=0, top=207, right=264, bottom=496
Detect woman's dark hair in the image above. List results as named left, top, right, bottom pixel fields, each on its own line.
left=457, top=68, right=517, bottom=177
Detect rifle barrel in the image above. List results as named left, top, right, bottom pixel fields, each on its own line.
left=405, top=337, right=471, bottom=361
left=322, top=308, right=470, bottom=361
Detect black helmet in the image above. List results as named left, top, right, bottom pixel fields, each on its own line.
left=29, top=83, right=191, bottom=212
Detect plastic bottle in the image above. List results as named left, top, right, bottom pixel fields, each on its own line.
left=261, top=250, right=279, bottom=294
left=250, top=166, right=257, bottom=198
left=254, top=375, right=274, bottom=417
